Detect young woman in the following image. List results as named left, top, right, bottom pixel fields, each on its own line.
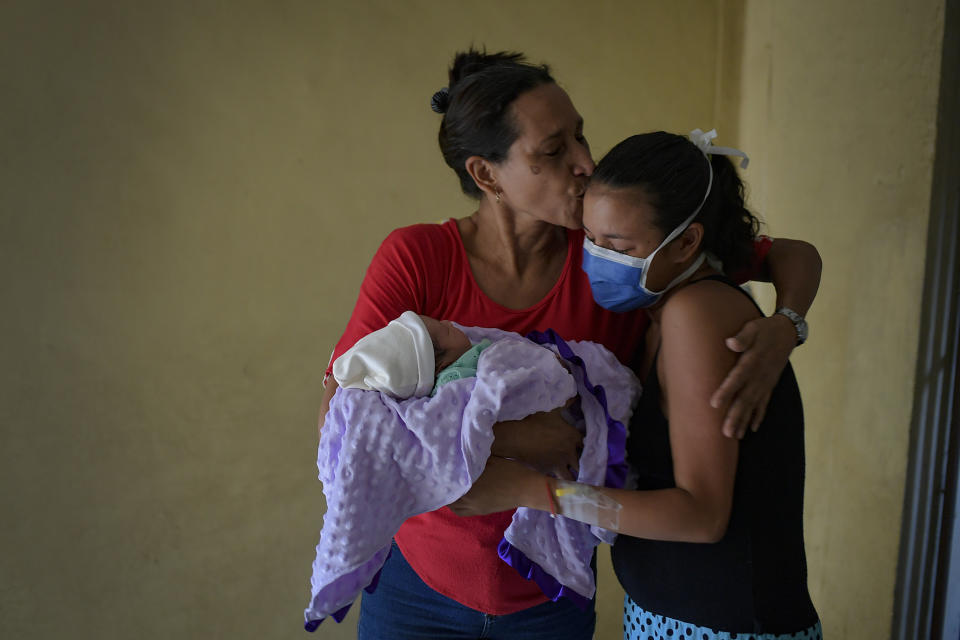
left=318, top=48, right=821, bottom=639
left=453, top=131, right=821, bottom=639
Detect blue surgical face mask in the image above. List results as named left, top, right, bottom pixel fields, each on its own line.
left=582, top=165, right=714, bottom=312
left=582, top=231, right=706, bottom=312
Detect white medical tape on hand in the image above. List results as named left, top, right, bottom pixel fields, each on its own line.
left=553, top=481, right=623, bottom=531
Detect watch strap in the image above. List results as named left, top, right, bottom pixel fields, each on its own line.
left=775, top=307, right=808, bottom=345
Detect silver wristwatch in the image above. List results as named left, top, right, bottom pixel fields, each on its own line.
left=775, top=307, right=808, bottom=345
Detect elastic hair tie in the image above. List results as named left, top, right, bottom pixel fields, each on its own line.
left=688, top=128, right=750, bottom=169
left=430, top=87, right=450, bottom=114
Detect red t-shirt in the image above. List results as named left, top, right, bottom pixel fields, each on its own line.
left=324, top=219, right=771, bottom=614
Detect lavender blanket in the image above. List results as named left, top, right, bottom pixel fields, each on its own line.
left=304, top=326, right=640, bottom=630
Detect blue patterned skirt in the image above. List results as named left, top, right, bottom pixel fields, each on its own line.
left=624, top=595, right=822, bottom=640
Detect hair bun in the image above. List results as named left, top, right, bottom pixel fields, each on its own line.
left=430, top=87, right=450, bottom=114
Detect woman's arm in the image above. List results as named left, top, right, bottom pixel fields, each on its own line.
left=713, top=238, right=822, bottom=438
left=453, top=456, right=732, bottom=543
left=490, top=409, right=583, bottom=480
left=752, top=237, right=821, bottom=316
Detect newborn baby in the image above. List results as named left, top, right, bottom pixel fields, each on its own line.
left=305, top=314, right=641, bottom=630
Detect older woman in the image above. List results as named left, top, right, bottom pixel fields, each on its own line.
left=317, top=50, right=820, bottom=640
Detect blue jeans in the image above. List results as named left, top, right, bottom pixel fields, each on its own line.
left=358, top=543, right=596, bottom=640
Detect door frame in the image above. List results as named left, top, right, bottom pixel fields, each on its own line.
left=891, top=1, right=960, bottom=637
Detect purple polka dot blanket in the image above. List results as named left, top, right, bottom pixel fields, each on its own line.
left=303, top=325, right=641, bottom=630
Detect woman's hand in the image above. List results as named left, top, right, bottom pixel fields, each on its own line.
left=490, top=408, right=583, bottom=480
left=710, top=313, right=796, bottom=438
left=716, top=235, right=820, bottom=439
left=449, top=456, right=543, bottom=517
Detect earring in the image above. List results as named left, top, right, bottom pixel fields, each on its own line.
left=495, top=190, right=502, bottom=203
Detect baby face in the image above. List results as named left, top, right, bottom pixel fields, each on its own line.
left=419, top=316, right=473, bottom=374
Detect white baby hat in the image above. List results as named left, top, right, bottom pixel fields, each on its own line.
left=332, top=311, right=435, bottom=398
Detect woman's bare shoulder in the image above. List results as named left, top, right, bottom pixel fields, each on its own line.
left=659, top=278, right=760, bottom=347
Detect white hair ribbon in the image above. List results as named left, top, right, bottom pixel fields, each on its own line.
left=689, top=128, right=750, bottom=169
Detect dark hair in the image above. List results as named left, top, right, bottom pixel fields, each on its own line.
left=591, top=131, right=760, bottom=274
left=435, top=48, right=555, bottom=199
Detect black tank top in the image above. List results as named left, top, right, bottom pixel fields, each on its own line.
left=611, top=276, right=819, bottom=633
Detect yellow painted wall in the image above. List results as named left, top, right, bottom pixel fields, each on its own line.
left=2, top=1, right=947, bottom=638
left=733, top=1, right=945, bottom=638
left=1, top=2, right=724, bottom=638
